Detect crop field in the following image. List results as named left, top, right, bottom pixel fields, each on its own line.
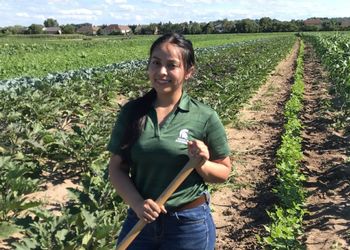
left=0, top=33, right=291, bottom=80
left=0, top=32, right=349, bottom=249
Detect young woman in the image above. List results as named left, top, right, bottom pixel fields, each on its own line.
left=108, top=33, right=231, bottom=250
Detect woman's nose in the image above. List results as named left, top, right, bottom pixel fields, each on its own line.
left=159, top=65, right=167, bottom=75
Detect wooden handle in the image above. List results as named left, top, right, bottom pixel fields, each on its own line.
left=116, top=158, right=205, bottom=250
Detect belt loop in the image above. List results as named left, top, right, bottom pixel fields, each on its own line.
left=203, top=191, right=210, bottom=204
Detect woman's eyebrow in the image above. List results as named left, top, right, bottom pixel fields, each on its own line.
left=150, top=56, right=180, bottom=63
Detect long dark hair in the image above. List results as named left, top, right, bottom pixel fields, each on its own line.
left=120, top=33, right=195, bottom=163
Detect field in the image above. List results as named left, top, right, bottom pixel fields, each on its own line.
left=0, top=32, right=349, bottom=249
left=0, top=33, right=290, bottom=80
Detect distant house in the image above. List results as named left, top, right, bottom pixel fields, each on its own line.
left=134, top=24, right=158, bottom=35
left=43, top=26, right=62, bottom=34
left=100, top=24, right=131, bottom=35
left=213, top=23, right=224, bottom=33
left=340, top=18, right=350, bottom=28
left=304, top=18, right=322, bottom=27
left=76, top=23, right=99, bottom=35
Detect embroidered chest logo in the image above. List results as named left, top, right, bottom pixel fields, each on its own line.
left=176, top=129, right=189, bottom=144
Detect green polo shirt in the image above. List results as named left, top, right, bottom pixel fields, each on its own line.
left=107, top=91, right=230, bottom=209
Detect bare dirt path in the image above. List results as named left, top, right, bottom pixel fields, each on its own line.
left=211, top=41, right=299, bottom=249
left=301, top=43, right=350, bottom=250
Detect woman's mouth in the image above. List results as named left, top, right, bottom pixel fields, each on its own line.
left=156, top=79, right=171, bottom=84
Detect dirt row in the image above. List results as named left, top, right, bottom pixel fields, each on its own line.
left=212, top=41, right=350, bottom=249
left=212, top=41, right=299, bottom=249
left=301, top=43, right=350, bottom=250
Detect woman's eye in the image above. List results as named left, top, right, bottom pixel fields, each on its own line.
left=168, top=63, right=178, bottom=68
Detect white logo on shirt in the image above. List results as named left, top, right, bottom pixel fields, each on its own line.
left=176, top=129, right=189, bottom=144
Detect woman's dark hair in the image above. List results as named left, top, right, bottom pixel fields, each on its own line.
left=148, top=33, right=195, bottom=71
left=120, top=33, right=195, bottom=163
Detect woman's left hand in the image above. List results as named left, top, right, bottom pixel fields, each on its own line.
left=187, top=140, right=210, bottom=161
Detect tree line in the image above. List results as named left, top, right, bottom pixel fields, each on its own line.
left=1, top=17, right=349, bottom=36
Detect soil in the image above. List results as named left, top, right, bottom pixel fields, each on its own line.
left=300, top=43, right=350, bottom=250
left=211, top=41, right=299, bottom=249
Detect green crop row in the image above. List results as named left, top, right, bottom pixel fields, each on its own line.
left=0, top=35, right=296, bottom=249
left=260, top=40, right=307, bottom=249
left=302, top=33, right=350, bottom=129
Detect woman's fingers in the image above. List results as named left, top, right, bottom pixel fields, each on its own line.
left=188, top=140, right=209, bottom=160
left=160, top=205, right=167, bottom=214
left=142, top=199, right=167, bottom=223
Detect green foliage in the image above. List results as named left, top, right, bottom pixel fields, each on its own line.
left=13, top=158, right=127, bottom=249
left=303, top=33, right=350, bottom=129
left=263, top=205, right=306, bottom=249
left=262, top=40, right=307, bottom=248
left=43, top=18, right=59, bottom=28
left=0, top=33, right=292, bottom=80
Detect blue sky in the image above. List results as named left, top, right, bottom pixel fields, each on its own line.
left=0, top=0, right=349, bottom=27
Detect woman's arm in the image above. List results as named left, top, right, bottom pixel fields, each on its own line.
left=188, top=140, right=231, bottom=183
left=196, top=157, right=231, bottom=183
left=108, top=154, right=144, bottom=211
left=108, top=154, right=166, bottom=222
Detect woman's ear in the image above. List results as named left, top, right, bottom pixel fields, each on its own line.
left=185, top=66, right=195, bottom=80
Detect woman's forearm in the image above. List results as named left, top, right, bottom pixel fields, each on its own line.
left=108, top=155, right=143, bottom=211
left=195, top=157, right=231, bottom=183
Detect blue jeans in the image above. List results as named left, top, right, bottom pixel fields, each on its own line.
left=116, top=201, right=216, bottom=249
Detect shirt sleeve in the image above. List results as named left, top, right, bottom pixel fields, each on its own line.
left=205, top=111, right=230, bottom=160
left=107, top=104, right=130, bottom=155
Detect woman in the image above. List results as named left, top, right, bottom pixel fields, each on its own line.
left=108, top=33, right=231, bottom=250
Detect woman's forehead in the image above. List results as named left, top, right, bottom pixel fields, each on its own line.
left=151, top=42, right=184, bottom=60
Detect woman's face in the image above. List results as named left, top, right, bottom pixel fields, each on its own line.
left=148, top=42, right=193, bottom=97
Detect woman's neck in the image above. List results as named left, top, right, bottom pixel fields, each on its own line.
left=154, top=90, right=182, bottom=108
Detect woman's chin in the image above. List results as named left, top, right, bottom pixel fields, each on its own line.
left=153, top=85, right=172, bottom=94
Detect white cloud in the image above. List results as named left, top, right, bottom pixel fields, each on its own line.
left=15, top=12, right=45, bottom=22
left=59, top=8, right=102, bottom=16
left=16, top=12, right=30, bottom=18
left=105, top=0, right=128, bottom=4
left=163, top=3, right=184, bottom=7
left=135, top=15, right=143, bottom=22
left=56, top=8, right=103, bottom=22
left=47, top=0, right=72, bottom=3
left=119, top=4, right=135, bottom=11
left=145, top=0, right=163, bottom=3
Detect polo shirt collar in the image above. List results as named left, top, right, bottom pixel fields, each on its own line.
left=178, top=91, right=190, bottom=111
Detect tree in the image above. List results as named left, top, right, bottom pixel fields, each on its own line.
left=190, top=22, right=202, bottom=34
left=259, top=17, right=273, bottom=32
left=159, top=22, right=174, bottom=34
left=222, top=19, right=235, bottom=33
left=148, top=23, right=159, bottom=34
left=129, top=24, right=137, bottom=34
left=61, top=24, right=75, bottom=34
left=44, top=18, right=59, bottom=27
left=290, top=19, right=305, bottom=31
left=203, top=22, right=214, bottom=34
left=4, top=25, right=26, bottom=34
left=322, top=19, right=340, bottom=31
left=235, top=19, right=259, bottom=33
left=27, top=24, right=43, bottom=34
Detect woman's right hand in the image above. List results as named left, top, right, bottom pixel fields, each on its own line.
left=134, top=199, right=167, bottom=223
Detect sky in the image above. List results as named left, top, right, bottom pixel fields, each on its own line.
left=0, top=0, right=349, bottom=27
